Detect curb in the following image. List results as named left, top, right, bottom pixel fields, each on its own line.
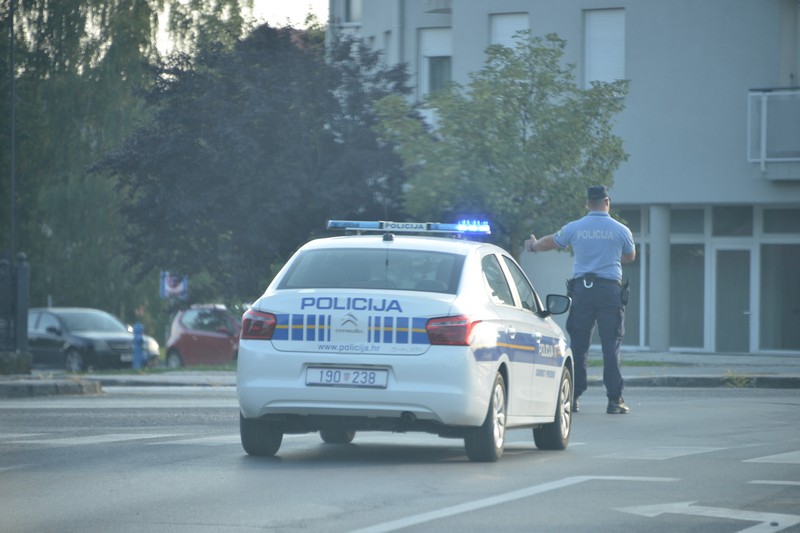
left=0, top=378, right=102, bottom=398
left=590, top=376, right=800, bottom=389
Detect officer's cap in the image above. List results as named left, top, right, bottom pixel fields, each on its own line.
left=588, top=186, right=610, bottom=201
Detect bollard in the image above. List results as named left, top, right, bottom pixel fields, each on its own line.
left=132, top=322, right=144, bottom=369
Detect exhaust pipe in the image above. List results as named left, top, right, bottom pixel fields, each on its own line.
left=401, top=411, right=416, bottom=424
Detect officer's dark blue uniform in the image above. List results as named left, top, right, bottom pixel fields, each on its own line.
left=527, top=186, right=635, bottom=414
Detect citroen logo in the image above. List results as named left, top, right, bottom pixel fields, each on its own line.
left=340, top=313, right=358, bottom=327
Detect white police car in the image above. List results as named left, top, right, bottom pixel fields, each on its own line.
left=237, top=220, right=574, bottom=462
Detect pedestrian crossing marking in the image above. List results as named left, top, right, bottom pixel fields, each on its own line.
left=749, top=480, right=800, bottom=486
left=744, top=450, right=800, bottom=465
left=152, top=435, right=241, bottom=446
left=8, top=433, right=182, bottom=446
left=598, top=446, right=724, bottom=460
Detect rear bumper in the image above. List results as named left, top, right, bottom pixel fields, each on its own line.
left=236, top=343, right=495, bottom=427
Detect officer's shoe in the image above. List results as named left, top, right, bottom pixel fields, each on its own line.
left=571, top=397, right=580, bottom=413
left=606, top=397, right=630, bottom=415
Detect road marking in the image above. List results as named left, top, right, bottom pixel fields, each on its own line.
left=617, top=501, right=800, bottom=532
left=0, top=433, right=46, bottom=440
left=744, top=450, right=800, bottom=464
left=8, top=433, right=182, bottom=446
left=749, top=480, right=800, bottom=487
left=0, top=465, right=31, bottom=473
left=599, top=446, right=724, bottom=460
left=152, top=435, right=241, bottom=446
left=350, top=476, right=678, bottom=533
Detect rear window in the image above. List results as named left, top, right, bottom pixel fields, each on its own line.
left=277, top=248, right=465, bottom=294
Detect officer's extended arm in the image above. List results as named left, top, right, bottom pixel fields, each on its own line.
left=525, top=234, right=559, bottom=253
left=621, top=250, right=636, bottom=263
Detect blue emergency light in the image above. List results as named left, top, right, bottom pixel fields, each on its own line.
left=326, top=220, right=491, bottom=235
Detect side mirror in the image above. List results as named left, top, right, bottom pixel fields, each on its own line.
left=545, top=294, right=571, bottom=316
left=46, top=325, right=62, bottom=336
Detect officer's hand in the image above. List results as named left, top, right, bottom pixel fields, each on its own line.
left=525, top=234, right=537, bottom=252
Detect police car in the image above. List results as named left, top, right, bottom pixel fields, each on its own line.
left=237, top=220, right=574, bottom=462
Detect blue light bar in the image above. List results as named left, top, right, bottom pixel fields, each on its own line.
left=326, top=220, right=491, bottom=235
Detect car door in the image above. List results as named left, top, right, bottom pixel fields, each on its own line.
left=183, top=309, right=235, bottom=365
left=501, top=256, right=565, bottom=416
left=479, top=253, right=537, bottom=416
left=28, top=311, right=64, bottom=367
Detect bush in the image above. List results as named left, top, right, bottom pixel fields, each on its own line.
left=0, top=351, right=33, bottom=375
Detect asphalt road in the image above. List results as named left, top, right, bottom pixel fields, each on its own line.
left=1, top=386, right=799, bottom=532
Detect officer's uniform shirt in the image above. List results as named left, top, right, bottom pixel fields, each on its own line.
left=552, top=212, right=635, bottom=281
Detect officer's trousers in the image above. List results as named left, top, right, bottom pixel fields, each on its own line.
left=566, top=281, right=625, bottom=400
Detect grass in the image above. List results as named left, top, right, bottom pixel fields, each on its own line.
left=721, top=369, right=752, bottom=388
left=588, top=359, right=676, bottom=368
left=71, top=362, right=238, bottom=375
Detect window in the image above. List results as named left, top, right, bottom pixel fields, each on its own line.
left=278, top=248, right=464, bottom=293
left=618, top=208, right=642, bottom=234
left=671, top=208, right=704, bottom=234
left=502, top=256, right=537, bottom=312
left=712, top=206, right=753, bottom=236
left=481, top=255, right=515, bottom=306
left=345, top=0, right=362, bottom=23
left=584, top=9, right=625, bottom=87
left=38, top=313, right=60, bottom=334
left=419, top=28, right=452, bottom=97
left=763, top=208, right=800, bottom=233
left=760, top=244, right=800, bottom=350
left=490, top=13, right=528, bottom=48
left=428, top=56, right=451, bottom=94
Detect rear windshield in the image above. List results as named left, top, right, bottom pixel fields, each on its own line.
left=277, top=248, right=465, bottom=294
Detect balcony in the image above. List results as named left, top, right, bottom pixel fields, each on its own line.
left=748, top=88, right=800, bottom=175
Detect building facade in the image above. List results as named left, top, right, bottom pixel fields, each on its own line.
left=329, top=0, right=800, bottom=355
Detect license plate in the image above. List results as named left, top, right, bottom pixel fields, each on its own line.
left=120, top=353, right=133, bottom=362
left=306, top=367, right=388, bottom=388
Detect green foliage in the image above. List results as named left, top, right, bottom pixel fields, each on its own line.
left=0, top=0, right=254, bottom=333
left=95, top=27, right=411, bottom=302
left=375, top=32, right=629, bottom=253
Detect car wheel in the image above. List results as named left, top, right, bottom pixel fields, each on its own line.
left=319, top=429, right=356, bottom=444
left=165, top=351, right=182, bottom=369
left=64, top=349, right=83, bottom=373
left=533, top=366, right=572, bottom=450
left=464, top=372, right=506, bottom=462
left=240, top=414, right=283, bottom=456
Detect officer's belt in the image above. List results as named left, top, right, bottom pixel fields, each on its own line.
left=573, top=276, right=622, bottom=287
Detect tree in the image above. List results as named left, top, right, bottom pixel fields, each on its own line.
left=96, top=26, right=411, bottom=302
left=0, top=1, right=253, bottom=330
left=374, top=32, right=628, bottom=253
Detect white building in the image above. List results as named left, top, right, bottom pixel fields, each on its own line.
left=328, top=0, right=800, bottom=355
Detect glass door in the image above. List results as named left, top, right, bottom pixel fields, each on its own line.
left=715, top=249, right=750, bottom=352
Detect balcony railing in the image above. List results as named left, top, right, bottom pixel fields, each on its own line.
left=748, top=88, right=800, bottom=172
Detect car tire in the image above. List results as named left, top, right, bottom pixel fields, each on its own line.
left=319, top=429, right=356, bottom=444
left=240, top=414, right=283, bottom=456
left=165, top=350, right=182, bottom=369
left=464, top=372, right=506, bottom=462
left=64, top=349, right=83, bottom=373
left=533, top=366, right=572, bottom=450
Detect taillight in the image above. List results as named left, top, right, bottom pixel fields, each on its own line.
left=241, top=309, right=277, bottom=340
left=426, top=315, right=479, bottom=346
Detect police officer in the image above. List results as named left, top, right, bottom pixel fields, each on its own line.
left=525, top=186, right=636, bottom=414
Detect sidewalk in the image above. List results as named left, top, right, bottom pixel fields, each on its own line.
left=1, top=351, right=799, bottom=398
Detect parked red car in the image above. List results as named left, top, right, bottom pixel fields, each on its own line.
left=165, top=304, right=240, bottom=367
